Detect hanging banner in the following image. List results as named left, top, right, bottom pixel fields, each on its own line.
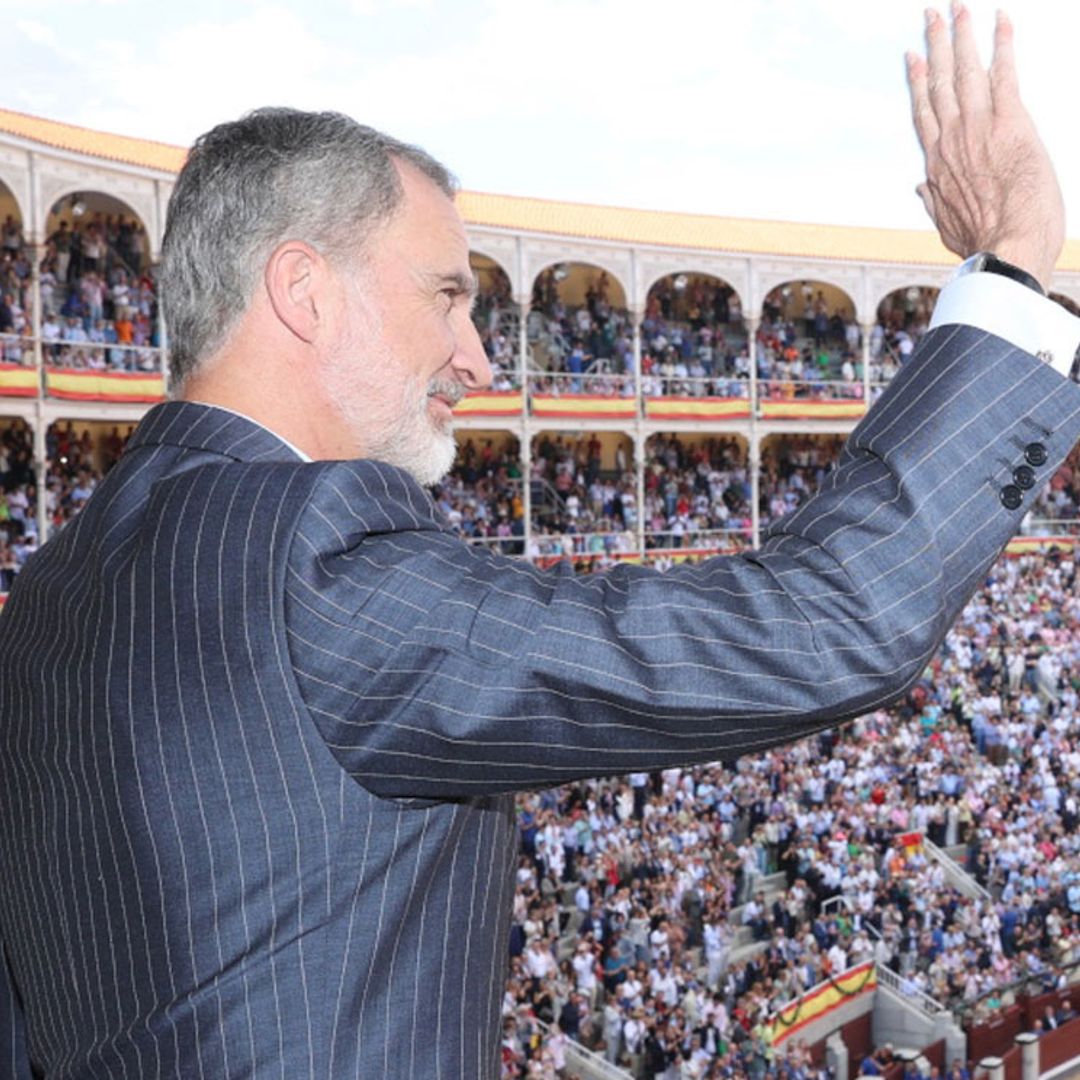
left=453, top=390, right=523, bottom=417
left=530, top=394, right=637, bottom=420
left=1004, top=536, right=1075, bottom=555
left=45, top=369, right=165, bottom=403
left=766, top=962, right=877, bottom=1046
left=0, top=363, right=39, bottom=397
left=760, top=399, right=866, bottom=420
left=645, top=396, right=751, bottom=421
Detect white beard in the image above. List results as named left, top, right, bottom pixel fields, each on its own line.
left=322, top=301, right=462, bottom=487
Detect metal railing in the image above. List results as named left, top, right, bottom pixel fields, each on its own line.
left=0, top=332, right=32, bottom=365
left=921, top=834, right=991, bottom=901
left=643, top=527, right=750, bottom=551
left=1021, top=516, right=1080, bottom=536
left=533, top=1020, right=633, bottom=1080
left=820, top=895, right=883, bottom=941
left=875, top=963, right=950, bottom=1017
left=757, top=377, right=865, bottom=402
left=527, top=368, right=635, bottom=398
left=639, top=374, right=749, bottom=399
left=43, top=338, right=163, bottom=374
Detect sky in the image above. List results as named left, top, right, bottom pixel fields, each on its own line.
left=4, top=0, right=1077, bottom=233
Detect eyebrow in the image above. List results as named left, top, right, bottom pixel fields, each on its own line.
left=431, top=271, right=478, bottom=297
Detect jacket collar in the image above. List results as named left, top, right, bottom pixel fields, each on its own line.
left=126, top=400, right=305, bottom=464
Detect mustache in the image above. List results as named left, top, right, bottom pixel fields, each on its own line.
left=426, top=378, right=466, bottom=407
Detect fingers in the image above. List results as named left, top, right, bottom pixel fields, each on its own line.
left=907, top=52, right=940, bottom=156
left=989, top=9, right=1022, bottom=116
left=924, top=8, right=960, bottom=127
left=950, top=2, right=991, bottom=116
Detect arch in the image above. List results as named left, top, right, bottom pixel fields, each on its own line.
left=641, top=271, right=749, bottom=394
left=529, top=430, right=637, bottom=560
left=756, top=271, right=860, bottom=321
left=871, top=281, right=941, bottom=322
left=530, top=259, right=629, bottom=311
left=641, top=267, right=746, bottom=317
left=756, top=280, right=860, bottom=393
left=470, top=252, right=513, bottom=302
left=40, top=188, right=160, bottom=376
left=526, top=262, right=634, bottom=394
left=870, top=285, right=940, bottom=389
left=44, top=187, right=149, bottom=236
left=0, top=174, right=26, bottom=232
left=469, top=252, right=520, bottom=388
left=642, top=431, right=750, bottom=553
left=467, top=245, right=514, bottom=291
left=759, top=278, right=856, bottom=324
left=758, top=432, right=845, bottom=529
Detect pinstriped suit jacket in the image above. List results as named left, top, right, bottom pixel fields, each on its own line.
left=2, top=324, right=1080, bottom=1079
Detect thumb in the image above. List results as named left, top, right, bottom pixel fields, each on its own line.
left=916, top=182, right=937, bottom=224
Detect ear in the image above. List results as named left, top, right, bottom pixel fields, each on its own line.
left=263, top=240, right=323, bottom=344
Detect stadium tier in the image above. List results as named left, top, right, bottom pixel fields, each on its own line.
left=4, top=111, right=1080, bottom=1080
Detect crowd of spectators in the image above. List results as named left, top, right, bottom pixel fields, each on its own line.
left=433, top=436, right=526, bottom=554
left=0, top=419, right=35, bottom=590
left=528, top=269, right=635, bottom=396
left=494, top=544, right=1080, bottom=1077
left=0, top=419, right=131, bottom=591
left=642, top=436, right=751, bottom=553
left=758, top=436, right=845, bottom=533
left=0, top=211, right=161, bottom=373
left=0, top=214, right=32, bottom=365
left=756, top=285, right=862, bottom=402
left=471, top=267, right=520, bottom=391
left=433, top=433, right=1080, bottom=583
left=1025, top=444, right=1080, bottom=534
left=639, top=276, right=748, bottom=399
left=510, top=270, right=944, bottom=408
left=527, top=433, right=639, bottom=563
left=870, top=288, right=937, bottom=392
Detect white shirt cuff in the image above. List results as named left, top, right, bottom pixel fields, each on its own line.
left=929, top=273, right=1080, bottom=380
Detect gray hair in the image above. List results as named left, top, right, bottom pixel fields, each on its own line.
left=160, top=107, right=455, bottom=387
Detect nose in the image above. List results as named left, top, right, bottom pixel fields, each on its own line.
left=450, top=313, right=493, bottom=391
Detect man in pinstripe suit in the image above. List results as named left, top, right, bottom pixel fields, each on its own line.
left=3, top=9, right=1080, bottom=1079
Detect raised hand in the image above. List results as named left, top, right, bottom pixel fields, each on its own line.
left=906, top=4, right=1064, bottom=291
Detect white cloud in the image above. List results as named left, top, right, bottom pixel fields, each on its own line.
left=4, top=0, right=1079, bottom=233
left=14, top=20, right=56, bottom=45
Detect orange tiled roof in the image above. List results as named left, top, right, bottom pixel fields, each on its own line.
left=458, top=190, right=1080, bottom=271
left=2, top=108, right=1079, bottom=271
left=0, top=107, right=187, bottom=173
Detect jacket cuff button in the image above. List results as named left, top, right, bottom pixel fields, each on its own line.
left=1013, top=465, right=1036, bottom=490
left=1024, top=442, right=1048, bottom=467
left=1000, top=485, right=1023, bottom=511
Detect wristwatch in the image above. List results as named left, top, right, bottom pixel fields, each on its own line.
left=953, top=251, right=1046, bottom=297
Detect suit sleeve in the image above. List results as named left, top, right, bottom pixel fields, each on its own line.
left=284, top=325, right=1080, bottom=799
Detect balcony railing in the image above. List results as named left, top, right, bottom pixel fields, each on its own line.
left=43, top=338, right=164, bottom=374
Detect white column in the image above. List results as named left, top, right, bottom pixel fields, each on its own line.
left=635, top=433, right=646, bottom=559
left=521, top=424, right=533, bottom=560
left=28, top=234, right=49, bottom=544
left=750, top=433, right=760, bottom=550
left=32, top=415, right=47, bottom=545
left=746, top=316, right=759, bottom=416
left=516, top=298, right=530, bottom=392
left=1014, top=1031, right=1038, bottom=1080
left=979, top=1056, right=1004, bottom=1080
left=630, top=306, right=643, bottom=401
left=862, top=322, right=873, bottom=405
